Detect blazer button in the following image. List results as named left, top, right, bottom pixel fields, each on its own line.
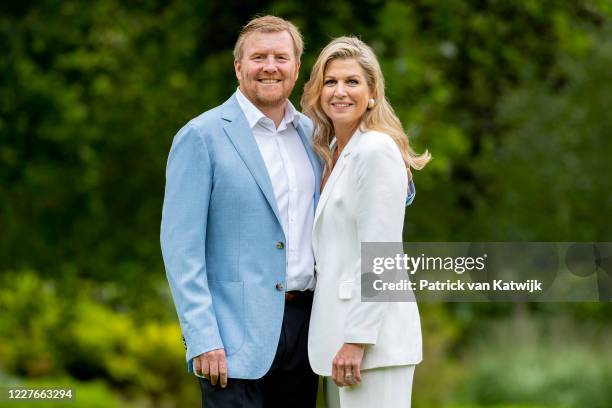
left=275, top=282, right=284, bottom=291
left=276, top=241, right=285, bottom=249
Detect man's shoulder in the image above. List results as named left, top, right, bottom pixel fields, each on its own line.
left=295, top=111, right=312, bottom=125
left=184, top=104, right=227, bottom=133
left=178, top=94, right=240, bottom=133
left=169, top=102, right=232, bottom=151
left=295, top=112, right=313, bottom=134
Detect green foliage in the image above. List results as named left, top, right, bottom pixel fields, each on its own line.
left=454, top=316, right=612, bottom=408
left=2, top=1, right=611, bottom=283
left=448, top=405, right=554, bottom=408
left=0, top=272, right=199, bottom=406
left=1, top=1, right=611, bottom=406
left=0, top=271, right=66, bottom=377
left=463, top=350, right=612, bottom=408
left=0, top=379, right=125, bottom=408
left=413, top=304, right=463, bottom=408
left=483, top=25, right=612, bottom=241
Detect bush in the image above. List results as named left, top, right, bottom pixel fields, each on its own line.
left=0, top=271, right=199, bottom=406
left=453, top=316, right=612, bottom=408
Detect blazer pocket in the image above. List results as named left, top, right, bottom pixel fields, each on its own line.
left=338, top=281, right=354, bottom=300
left=208, top=281, right=245, bottom=356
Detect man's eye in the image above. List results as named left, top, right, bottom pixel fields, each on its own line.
left=277, top=56, right=288, bottom=61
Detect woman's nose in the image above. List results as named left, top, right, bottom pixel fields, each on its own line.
left=334, top=83, right=347, bottom=97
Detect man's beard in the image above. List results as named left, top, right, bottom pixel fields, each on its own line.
left=253, top=83, right=295, bottom=108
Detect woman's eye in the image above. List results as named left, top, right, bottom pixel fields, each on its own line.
left=348, top=79, right=359, bottom=85
left=324, top=79, right=336, bottom=85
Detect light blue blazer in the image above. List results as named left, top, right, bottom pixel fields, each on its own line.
left=160, top=93, right=416, bottom=379
left=160, top=94, right=321, bottom=379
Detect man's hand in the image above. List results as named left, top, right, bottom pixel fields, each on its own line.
left=331, top=343, right=365, bottom=387
left=194, top=348, right=228, bottom=388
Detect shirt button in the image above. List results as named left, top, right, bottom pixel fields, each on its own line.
left=275, top=283, right=284, bottom=291
left=276, top=241, right=285, bottom=249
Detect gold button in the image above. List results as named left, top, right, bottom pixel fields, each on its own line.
left=276, top=241, right=285, bottom=249
left=275, top=283, right=284, bottom=291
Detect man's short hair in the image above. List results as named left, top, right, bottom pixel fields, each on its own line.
left=233, top=15, right=304, bottom=61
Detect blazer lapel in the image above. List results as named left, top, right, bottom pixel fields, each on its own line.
left=313, top=128, right=364, bottom=229
left=221, top=95, right=283, bottom=227
left=296, top=120, right=322, bottom=207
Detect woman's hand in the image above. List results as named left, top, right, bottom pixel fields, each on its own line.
left=332, top=343, right=365, bottom=387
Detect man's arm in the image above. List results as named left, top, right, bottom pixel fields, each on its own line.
left=160, top=124, right=225, bottom=368
left=406, top=178, right=416, bottom=206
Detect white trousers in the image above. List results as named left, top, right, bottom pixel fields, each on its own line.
left=324, top=365, right=415, bottom=408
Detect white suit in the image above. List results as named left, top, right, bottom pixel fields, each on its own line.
left=308, top=128, right=422, bottom=407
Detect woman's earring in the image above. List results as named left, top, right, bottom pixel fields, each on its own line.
left=367, top=98, right=375, bottom=109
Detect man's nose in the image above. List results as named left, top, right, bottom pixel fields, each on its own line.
left=262, top=56, right=278, bottom=73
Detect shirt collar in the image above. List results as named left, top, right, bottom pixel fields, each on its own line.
left=235, top=88, right=300, bottom=130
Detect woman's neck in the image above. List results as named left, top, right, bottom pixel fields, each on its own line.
left=334, top=122, right=360, bottom=153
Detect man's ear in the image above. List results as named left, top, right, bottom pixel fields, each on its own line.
left=295, top=60, right=301, bottom=80
left=234, top=59, right=242, bottom=82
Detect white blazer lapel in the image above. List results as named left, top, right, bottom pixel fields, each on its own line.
left=313, top=128, right=364, bottom=229
left=313, top=151, right=347, bottom=226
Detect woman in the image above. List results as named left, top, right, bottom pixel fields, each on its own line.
left=301, top=37, right=430, bottom=407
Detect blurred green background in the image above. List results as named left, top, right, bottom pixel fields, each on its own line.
left=1, top=0, right=611, bottom=407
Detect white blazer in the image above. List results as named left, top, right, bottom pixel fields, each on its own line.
left=308, top=128, right=423, bottom=376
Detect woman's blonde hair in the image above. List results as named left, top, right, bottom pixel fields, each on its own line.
left=301, top=36, right=430, bottom=183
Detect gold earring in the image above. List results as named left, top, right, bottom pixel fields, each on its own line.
left=368, top=98, right=375, bottom=109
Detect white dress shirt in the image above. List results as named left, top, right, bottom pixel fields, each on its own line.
left=236, top=89, right=316, bottom=291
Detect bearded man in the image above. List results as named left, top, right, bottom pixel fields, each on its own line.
left=160, top=15, right=321, bottom=408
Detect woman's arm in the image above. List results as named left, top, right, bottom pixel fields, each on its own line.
left=331, top=133, right=408, bottom=386
left=344, top=133, right=408, bottom=344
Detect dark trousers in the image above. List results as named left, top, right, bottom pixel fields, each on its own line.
left=199, top=293, right=318, bottom=408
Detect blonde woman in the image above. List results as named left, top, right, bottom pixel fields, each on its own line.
left=302, top=37, right=430, bottom=407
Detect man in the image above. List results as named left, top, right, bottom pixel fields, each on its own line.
left=160, top=16, right=321, bottom=408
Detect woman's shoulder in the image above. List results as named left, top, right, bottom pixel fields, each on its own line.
left=355, top=128, right=402, bottom=160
